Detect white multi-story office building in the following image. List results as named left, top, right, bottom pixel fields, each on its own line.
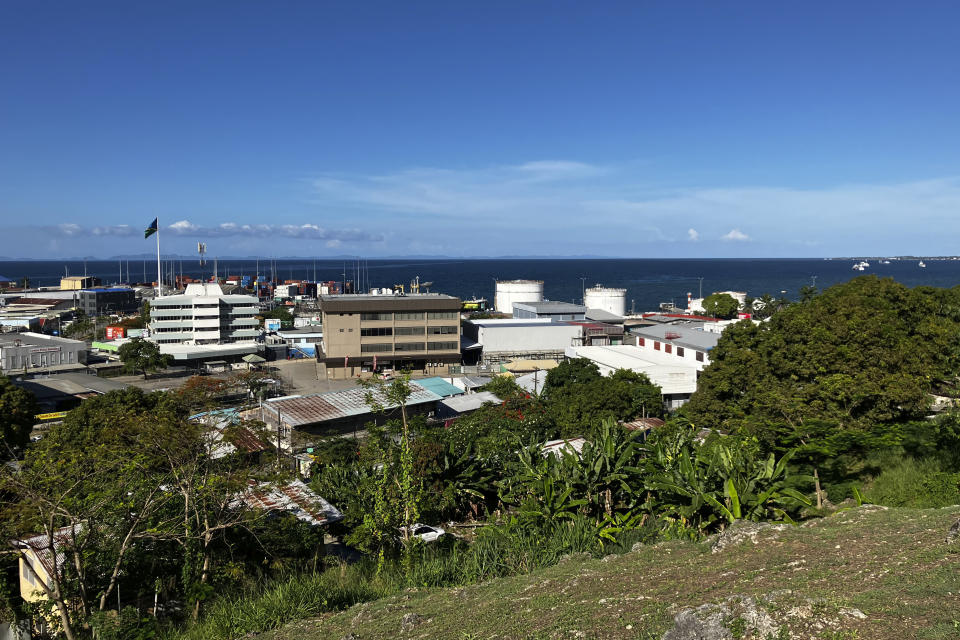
left=148, top=283, right=261, bottom=361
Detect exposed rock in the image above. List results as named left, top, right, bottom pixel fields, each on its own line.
left=840, top=608, right=868, bottom=620
left=340, top=635, right=360, bottom=640
left=400, top=612, right=424, bottom=633
left=711, top=520, right=786, bottom=554
left=946, top=517, right=960, bottom=543
left=662, top=595, right=781, bottom=640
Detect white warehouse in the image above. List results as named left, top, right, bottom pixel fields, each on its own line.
left=461, top=318, right=581, bottom=366
left=564, top=344, right=699, bottom=410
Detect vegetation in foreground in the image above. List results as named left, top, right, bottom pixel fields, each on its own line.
left=208, top=505, right=960, bottom=640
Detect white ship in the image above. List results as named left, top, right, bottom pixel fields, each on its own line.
left=918, top=260, right=926, bottom=268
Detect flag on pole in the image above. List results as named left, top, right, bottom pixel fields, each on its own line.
left=144, top=218, right=158, bottom=239
left=373, top=354, right=377, bottom=371
left=344, top=356, right=349, bottom=369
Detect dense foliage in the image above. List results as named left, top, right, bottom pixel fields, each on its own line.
left=701, top=292, right=740, bottom=319
left=0, top=375, right=38, bottom=458
left=118, top=337, right=172, bottom=378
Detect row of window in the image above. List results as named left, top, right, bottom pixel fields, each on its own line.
left=359, top=325, right=457, bottom=337
left=638, top=337, right=706, bottom=362
left=357, top=311, right=459, bottom=321
left=359, top=340, right=460, bottom=353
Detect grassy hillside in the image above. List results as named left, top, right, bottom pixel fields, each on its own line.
left=262, top=506, right=960, bottom=640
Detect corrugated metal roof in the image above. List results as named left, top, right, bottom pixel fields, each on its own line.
left=416, top=377, right=465, bottom=398
left=632, top=324, right=720, bottom=351
left=263, top=381, right=442, bottom=427
left=440, top=391, right=502, bottom=414
left=242, top=480, right=343, bottom=527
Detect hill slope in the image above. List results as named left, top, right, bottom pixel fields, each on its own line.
left=263, top=506, right=960, bottom=640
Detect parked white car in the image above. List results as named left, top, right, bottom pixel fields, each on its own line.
left=399, top=523, right=446, bottom=543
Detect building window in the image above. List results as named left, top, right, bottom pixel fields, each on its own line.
left=395, top=312, right=424, bottom=321
left=427, top=325, right=458, bottom=335
left=360, top=327, right=393, bottom=337
left=696, top=351, right=704, bottom=362
left=665, top=344, right=672, bottom=354
left=360, top=312, right=393, bottom=321
left=637, top=337, right=645, bottom=346
left=428, top=341, right=458, bottom=351
left=676, top=347, right=684, bottom=357
left=394, top=342, right=426, bottom=352
left=654, top=341, right=660, bottom=351
left=360, top=343, right=392, bottom=353
left=394, top=326, right=425, bottom=336
left=427, top=311, right=458, bottom=320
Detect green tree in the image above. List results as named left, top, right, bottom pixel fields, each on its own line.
left=544, top=364, right=663, bottom=436
left=683, top=276, right=960, bottom=491
left=118, top=337, right=170, bottom=379
left=359, top=373, right=423, bottom=572
left=701, top=293, right=740, bottom=319
left=0, top=376, right=38, bottom=458
left=261, top=306, right=293, bottom=327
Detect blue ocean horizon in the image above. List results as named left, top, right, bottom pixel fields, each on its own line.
left=2, top=258, right=956, bottom=314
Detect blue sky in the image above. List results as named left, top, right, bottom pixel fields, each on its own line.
left=3, top=1, right=960, bottom=258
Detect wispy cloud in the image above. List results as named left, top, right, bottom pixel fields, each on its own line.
left=721, top=229, right=750, bottom=241
left=687, top=228, right=700, bottom=242
left=50, top=221, right=382, bottom=242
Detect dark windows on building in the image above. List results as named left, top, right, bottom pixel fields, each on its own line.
left=427, top=341, right=458, bottom=351
left=360, top=343, right=392, bottom=353
left=360, top=327, right=393, bottom=337
left=361, top=312, right=393, bottom=321
left=394, top=342, right=426, bottom=352
left=696, top=351, right=704, bottom=362
left=676, top=347, right=685, bottom=357
left=427, top=325, right=458, bottom=335
left=427, top=311, right=458, bottom=320
left=395, top=312, right=424, bottom=321
left=394, top=326, right=425, bottom=336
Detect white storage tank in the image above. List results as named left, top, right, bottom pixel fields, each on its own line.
left=584, top=284, right=627, bottom=317
left=495, top=279, right=544, bottom=315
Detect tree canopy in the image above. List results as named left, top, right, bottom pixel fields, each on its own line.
left=701, top=293, right=740, bottom=319
left=118, top=337, right=170, bottom=378
left=683, top=276, right=960, bottom=462
left=0, top=376, right=38, bottom=458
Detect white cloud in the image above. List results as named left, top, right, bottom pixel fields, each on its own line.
left=688, top=228, right=699, bottom=241
left=721, top=229, right=750, bottom=242
left=49, top=220, right=383, bottom=243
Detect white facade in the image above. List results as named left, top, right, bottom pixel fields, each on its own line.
left=149, top=283, right=260, bottom=350
left=467, top=319, right=580, bottom=353
left=495, top=280, right=544, bottom=315
left=565, top=344, right=698, bottom=409
left=687, top=290, right=747, bottom=313
left=584, top=285, right=626, bottom=317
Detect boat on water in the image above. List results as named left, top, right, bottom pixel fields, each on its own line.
left=880, top=259, right=891, bottom=264
left=919, top=260, right=926, bottom=268
left=852, top=260, right=868, bottom=271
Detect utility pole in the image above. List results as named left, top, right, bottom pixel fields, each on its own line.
left=580, top=277, right=587, bottom=305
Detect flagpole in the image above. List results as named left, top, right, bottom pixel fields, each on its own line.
left=156, top=219, right=162, bottom=299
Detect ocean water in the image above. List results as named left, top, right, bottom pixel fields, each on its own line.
left=2, top=258, right=957, bottom=313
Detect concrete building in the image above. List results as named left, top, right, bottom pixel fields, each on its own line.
left=565, top=344, right=699, bottom=410
left=461, top=318, right=581, bottom=366
left=569, top=321, right=625, bottom=347
left=319, top=294, right=461, bottom=379
left=512, top=300, right=586, bottom=321
left=78, top=287, right=138, bottom=316
left=0, top=332, right=88, bottom=374
left=276, top=327, right=323, bottom=358
left=630, top=324, right=720, bottom=371
left=148, top=283, right=261, bottom=362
